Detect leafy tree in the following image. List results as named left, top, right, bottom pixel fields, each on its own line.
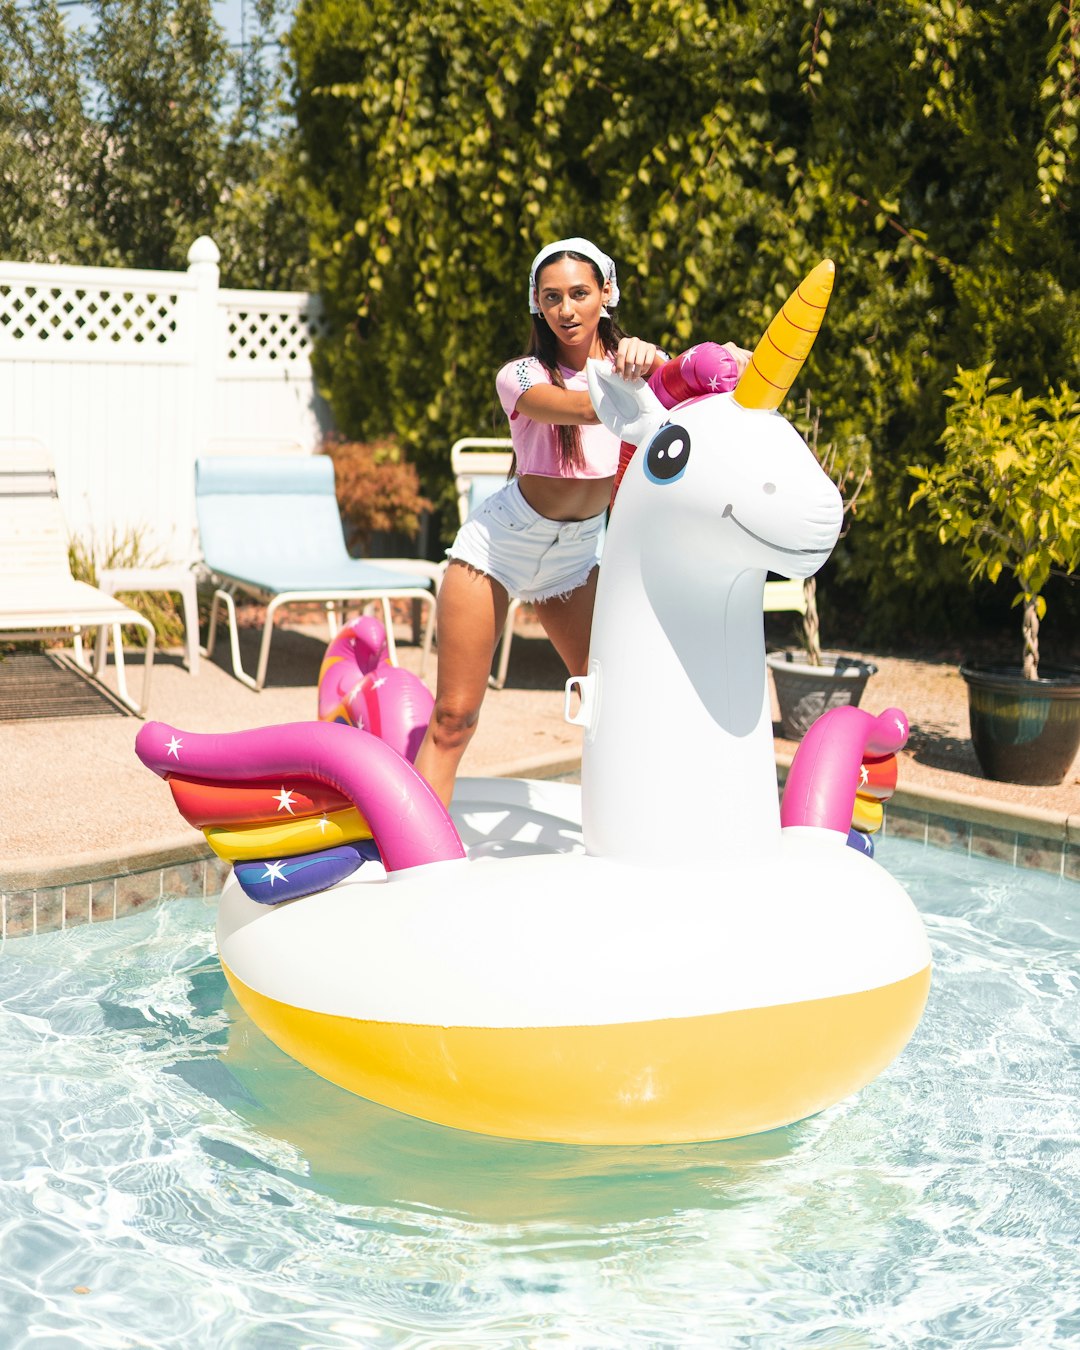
left=288, top=0, right=802, bottom=527
left=82, top=0, right=233, bottom=270
left=0, top=0, right=100, bottom=261
left=0, top=0, right=308, bottom=288
left=215, top=0, right=312, bottom=289
left=803, top=2, right=1079, bottom=635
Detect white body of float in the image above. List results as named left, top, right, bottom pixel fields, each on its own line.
left=217, top=776, right=930, bottom=1146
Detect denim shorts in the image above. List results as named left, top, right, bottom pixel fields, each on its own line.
left=447, top=480, right=605, bottom=603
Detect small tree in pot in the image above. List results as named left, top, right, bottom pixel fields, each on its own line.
left=909, top=363, right=1080, bottom=784
left=767, top=398, right=875, bottom=739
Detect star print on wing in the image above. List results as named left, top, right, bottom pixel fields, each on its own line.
left=707, top=374, right=722, bottom=390
left=859, top=765, right=869, bottom=787
left=274, top=787, right=297, bottom=815
left=261, top=860, right=287, bottom=885
left=166, top=736, right=182, bottom=759
left=680, top=346, right=699, bottom=368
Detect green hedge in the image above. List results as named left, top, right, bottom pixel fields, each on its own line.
left=290, top=0, right=1080, bottom=638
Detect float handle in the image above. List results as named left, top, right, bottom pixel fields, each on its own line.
left=564, top=673, right=596, bottom=730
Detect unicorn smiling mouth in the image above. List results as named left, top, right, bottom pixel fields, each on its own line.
left=722, top=504, right=832, bottom=556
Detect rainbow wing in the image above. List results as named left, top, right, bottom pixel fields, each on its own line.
left=233, top=841, right=381, bottom=905
left=137, top=720, right=464, bottom=907
left=850, top=752, right=899, bottom=840
left=781, top=706, right=909, bottom=857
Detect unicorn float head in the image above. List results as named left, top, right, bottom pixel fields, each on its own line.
left=573, top=261, right=843, bottom=863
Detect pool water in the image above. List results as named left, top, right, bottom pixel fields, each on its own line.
left=1, top=838, right=1078, bottom=1349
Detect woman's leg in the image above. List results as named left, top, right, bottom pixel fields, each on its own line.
left=414, top=561, right=510, bottom=806
left=532, top=566, right=599, bottom=676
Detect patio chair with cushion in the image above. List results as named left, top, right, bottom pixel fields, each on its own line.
left=448, top=437, right=525, bottom=690
left=0, top=438, right=156, bottom=715
left=195, top=454, right=441, bottom=691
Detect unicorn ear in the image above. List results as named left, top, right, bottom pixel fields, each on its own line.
left=587, top=359, right=666, bottom=447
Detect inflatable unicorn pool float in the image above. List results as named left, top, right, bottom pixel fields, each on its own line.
left=137, top=261, right=931, bottom=1145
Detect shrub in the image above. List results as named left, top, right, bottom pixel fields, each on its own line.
left=293, top=0, right=1080, bottom=630
left=321, top=435, right=432, bottom=556
left=68, top=527, right=186, bottom=649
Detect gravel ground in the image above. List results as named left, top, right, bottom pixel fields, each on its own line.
left=2, top=604, right=1077, bottom=884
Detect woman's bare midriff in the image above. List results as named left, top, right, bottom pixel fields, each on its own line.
left=516, top=473, right=614, bottom=522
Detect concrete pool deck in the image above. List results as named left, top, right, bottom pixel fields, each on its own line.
left=2, top=613, right=1078, bottom=938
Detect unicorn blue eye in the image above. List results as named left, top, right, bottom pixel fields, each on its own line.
left=644, top=423, right=691, bottom=484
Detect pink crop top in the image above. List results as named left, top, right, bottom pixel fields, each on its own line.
left=495, top=355, right=620, bottom=479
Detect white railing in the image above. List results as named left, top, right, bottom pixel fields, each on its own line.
left=0, top=237, right=332, bottom=564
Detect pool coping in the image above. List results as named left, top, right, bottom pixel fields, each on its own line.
left=3, top=748, right=1077, bottom=940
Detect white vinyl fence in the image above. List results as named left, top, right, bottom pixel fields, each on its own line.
left=0, top=237, right=333, bottom=565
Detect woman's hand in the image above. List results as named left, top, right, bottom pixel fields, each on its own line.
left=615, top=336, right=661, bottom=382
left=721, top=342, right=752, bottom=379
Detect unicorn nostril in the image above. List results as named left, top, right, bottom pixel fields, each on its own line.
left=763, top=482, right=777, bottom=494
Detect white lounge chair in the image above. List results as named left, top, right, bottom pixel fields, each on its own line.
left=195, top=455, right=441, bottom=691
left=0, top=439, right=156, bottom=715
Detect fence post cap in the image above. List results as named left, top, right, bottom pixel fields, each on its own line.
left=187, top=236, right=221, bottom=266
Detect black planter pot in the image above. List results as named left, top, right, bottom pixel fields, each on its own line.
left=766, top=650, right=878, bottom=740
left=960, top=664, right=1080, bottom=786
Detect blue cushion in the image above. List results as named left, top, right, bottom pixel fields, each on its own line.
left=195, top=455, right=431, bottom=595
left=196, top=455, right=334, bottom=497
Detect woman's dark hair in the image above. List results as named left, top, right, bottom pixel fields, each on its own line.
left=524, top=249, right=626, bottom=470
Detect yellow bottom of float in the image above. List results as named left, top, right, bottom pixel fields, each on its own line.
left=223, top=962, right=931, bottom=1145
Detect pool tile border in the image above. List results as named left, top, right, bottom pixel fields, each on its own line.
left=884, top=801, right=1078, bottom=877
left=2, top=851, right=232, bottom=941
left=4, top=755, right=1078, bottom=939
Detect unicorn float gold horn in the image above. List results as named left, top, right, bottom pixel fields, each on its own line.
left=734, top=259, right=835, bottom=411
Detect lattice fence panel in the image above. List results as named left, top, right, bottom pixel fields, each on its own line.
left=0, top=284, right=180, bottom=350
left=220, top=302, right=330, bottom=366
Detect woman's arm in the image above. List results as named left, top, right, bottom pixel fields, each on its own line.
left=515, top=383, right=599, bottom=426
left=514, top=334, right=665, bottom=425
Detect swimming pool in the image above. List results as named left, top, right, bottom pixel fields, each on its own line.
left=1, top=837, right=1077, bottom=1348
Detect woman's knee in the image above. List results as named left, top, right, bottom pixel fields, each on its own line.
left=428, top=696, right=483, bottom=751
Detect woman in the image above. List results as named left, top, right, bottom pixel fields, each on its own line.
left=414, top=236, right=740, bottom=804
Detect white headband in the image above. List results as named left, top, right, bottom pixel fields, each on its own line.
left=528, top=237, right=620, bottom=315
